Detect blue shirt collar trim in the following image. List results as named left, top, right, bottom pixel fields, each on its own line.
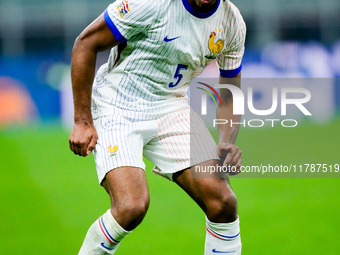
left=182, top=0, right=221, bottom=19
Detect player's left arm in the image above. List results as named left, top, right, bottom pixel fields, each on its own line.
left=216, top=72, right=242, bottom=174
left=216, top=9, right=246, bottom=174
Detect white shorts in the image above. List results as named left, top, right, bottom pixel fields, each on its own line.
left=93, top=107, right=219, bottom=184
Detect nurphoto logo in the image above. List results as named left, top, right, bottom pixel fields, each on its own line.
left=197, top=83, right=312, bottom=128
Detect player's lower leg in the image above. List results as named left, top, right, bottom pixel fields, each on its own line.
left=204, top=190, right=241, bottom=255
left=204, top=216, right=242, bottom=255
left=78, top=209, right=130, bottom=255
left=78, top=167, right=149, bottom=254
left=173, top=165, right=242, bottom=255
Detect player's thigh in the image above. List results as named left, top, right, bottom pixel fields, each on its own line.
left=102, top=166, right=150, bottom=209
left=173, top=159, right=236, bottom=213
left=143, top=108, right=219, bottom=180
left=102, top=166, right=150, bottom=230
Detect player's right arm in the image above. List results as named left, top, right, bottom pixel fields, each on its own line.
left=69, top=13, right=119, bottom=157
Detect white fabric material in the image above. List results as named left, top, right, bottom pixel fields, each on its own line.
left=205, top=216, right=242, bottom=255
left=93, top=107, right=219, bottom=183
left=92, top=0, right=246, bottom=120
left=78, top=209, right=130, bottom=255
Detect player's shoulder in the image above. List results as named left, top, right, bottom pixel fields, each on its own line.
left=129, top=0, right=168, bottom=10
left=109, top=0, right=165, bottom=17
left=220, top=0, right=245, bottom=23
left=220, top=0, right=246, bottom=31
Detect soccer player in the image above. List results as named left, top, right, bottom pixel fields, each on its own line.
left=69, top=0, right=246, bottom=253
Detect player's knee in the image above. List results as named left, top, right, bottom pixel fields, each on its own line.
left=206, top=192, right=238, bottom=223
left=122, top=201, right=149, bottom=222
left=129, top=198, right=149, bottom=221
left=114, top=195, right=150, bottom=229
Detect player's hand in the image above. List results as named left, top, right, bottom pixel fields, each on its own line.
left=69, top=122, right=98, bottom=157
left=217, top=143, right=242, bottom=175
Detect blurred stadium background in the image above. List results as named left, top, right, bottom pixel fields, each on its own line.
left=1, top=0, right=339, bottom=254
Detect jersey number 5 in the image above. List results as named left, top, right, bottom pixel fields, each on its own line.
left=169, top=64, right=188, bottom=88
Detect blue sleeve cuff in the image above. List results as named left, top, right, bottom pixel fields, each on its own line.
left=104, top=9, right=127, bottom=44
left=219, top=64, right=242, bottom=77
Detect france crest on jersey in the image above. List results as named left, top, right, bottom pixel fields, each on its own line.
left=91, top=0, right=246, bottom=120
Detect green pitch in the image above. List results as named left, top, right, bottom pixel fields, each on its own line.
left=1, top=120, right=339, bottom=254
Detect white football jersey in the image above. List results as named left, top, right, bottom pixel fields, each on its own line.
left=91, top=0, right=246, bottom=120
